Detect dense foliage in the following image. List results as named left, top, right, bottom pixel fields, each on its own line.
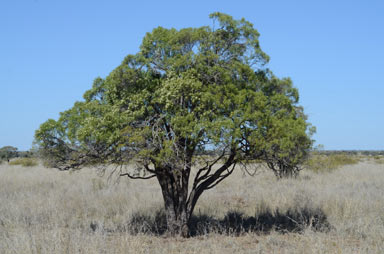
left=35, top=13, right=314, bottom=236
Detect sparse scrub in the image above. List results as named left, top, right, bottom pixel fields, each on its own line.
left=9, top=157, right=38, bottom=167
left=304, top=152, right=360, bottom=173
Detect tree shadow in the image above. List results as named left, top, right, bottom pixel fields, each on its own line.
left=97, top=206, right=332, bottom=236
left=188, top=207, right=332, bottom=236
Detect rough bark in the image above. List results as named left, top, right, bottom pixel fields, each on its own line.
left=155, top=149, right=237, bottom=237
left=156, top=166, right=190, bottom=237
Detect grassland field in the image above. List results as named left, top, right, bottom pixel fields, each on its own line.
left=0, top=156, right=384, bottom=253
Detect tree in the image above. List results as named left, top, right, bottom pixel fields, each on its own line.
left=34, top=13, right=314, bottom=236
left=0, top=146, right=18, bottom=162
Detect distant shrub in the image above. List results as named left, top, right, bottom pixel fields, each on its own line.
left=304, top=153, right=360, bottom=173
left=9, top=158, right=38, bottom=167
left=373, top=156, right=384, bottom=165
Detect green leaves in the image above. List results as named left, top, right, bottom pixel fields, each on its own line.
left=0, top=146, right=18, bottom=161
left=35, top=13, right=313, bottom=174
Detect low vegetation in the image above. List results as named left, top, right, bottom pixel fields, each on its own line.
left=0, top=146, right=37, bottom=167
left=304, top=152, right=360, bottom=173
left=373, top=155, right=384, bottom=164
left=9, top=157, right=38, bottom=167
left=1, top=161, right=383, bottom=253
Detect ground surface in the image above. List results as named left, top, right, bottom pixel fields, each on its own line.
left=1, top=161, right=383, bottom=253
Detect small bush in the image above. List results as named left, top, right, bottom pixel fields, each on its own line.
left=304, top=153, right=360, bottom=173
left=9, top=158, right=38, bottom=167
left=373, top=156, right=384, bottom=164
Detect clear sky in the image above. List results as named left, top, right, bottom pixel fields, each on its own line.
left=1, top=0, right=383, bottom=151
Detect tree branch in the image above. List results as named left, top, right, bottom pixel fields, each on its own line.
left=120, top=172, right=157, bottom=179
left=192, top=148, right=227, bottom=187
left=187, top=147, right=237, bottom=217
left=205, top=162, right=236, bottom=190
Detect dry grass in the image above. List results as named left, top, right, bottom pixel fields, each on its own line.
left=1, top=160, right=384, bottom=253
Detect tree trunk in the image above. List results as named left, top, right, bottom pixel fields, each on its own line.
left=164, top=202, right=189, bottom=237
left=157, top=168, right=190, bottom=237
left=155, top=152, right=236, bottom=237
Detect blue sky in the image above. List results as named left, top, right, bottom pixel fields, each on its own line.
left=1, top=0, right=383, bottom=151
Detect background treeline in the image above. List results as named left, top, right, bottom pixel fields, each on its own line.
left=0, top=146, right=38, bottom=166
left=1, top=145, right=383, bottom=170
left=0, top=146, right=36, bottom=160
left=196, top=149, right=384, bottom=157
left=314, top=150, right=384, bottom=156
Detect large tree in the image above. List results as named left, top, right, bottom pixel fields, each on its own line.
left=35, top=13, right=314, bottom=236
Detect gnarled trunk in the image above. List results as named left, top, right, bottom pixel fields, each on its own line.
left=164, top=202, right=189, bottom=237
left=157, top=166, right=191, bottom=237
left=155, top=151, right=237, bottom=237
